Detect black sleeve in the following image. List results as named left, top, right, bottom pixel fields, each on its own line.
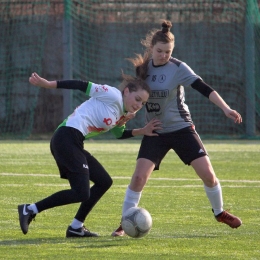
left=117, top=129, right=134, bottom=139
left=57, top=80, right=89, bottom=93
left=191, top=79, right=214, bottom=98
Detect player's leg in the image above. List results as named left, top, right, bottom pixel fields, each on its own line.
left=174, top=126, right=224, bottom=216
left=191, top=156, right=223, bottom=213
left=74, top=150, right=113, bottom=220
left=123, top=135, right=169, bottom=214
left=111, top=158, right=154, bottom=237
left=173, top=126, right=242, bottom=228
left=112, top=135, right=169, bottom=237
left=184, top=127, right=242, bottom=228
left=67, top=151, right=113, bottom=238
left=191, top=156, right=242, bottom=228
left=34, top=127, right=91, bottom=212
left=18, top=170, right=90, bottom=235
left=124, top=158, right=155, bottom=213
left=18, top=127, right=90, bottom=235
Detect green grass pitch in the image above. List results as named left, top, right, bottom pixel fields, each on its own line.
left=0, top=140, right=259, bottom=259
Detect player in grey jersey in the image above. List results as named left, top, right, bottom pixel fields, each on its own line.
left=112, top=20, right=243, bottom=236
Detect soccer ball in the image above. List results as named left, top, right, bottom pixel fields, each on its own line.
left=121, top=207, right=152, bottom=238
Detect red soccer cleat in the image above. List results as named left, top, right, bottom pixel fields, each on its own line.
left=215, top=210, right=242, bottom=228
left=111, top=224, right=125, bottom=237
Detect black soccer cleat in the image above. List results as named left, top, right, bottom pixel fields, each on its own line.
left=66, top=225, right=99, bottom=238
left=18, top=204, right=36, bottom=234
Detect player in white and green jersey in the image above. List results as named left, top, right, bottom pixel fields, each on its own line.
left=112, top=20, right=243, bottom=237
left=18, top=72, right=161, bottom=238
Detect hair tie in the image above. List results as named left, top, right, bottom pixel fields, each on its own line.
left=162, top=24, right=169, bottom=33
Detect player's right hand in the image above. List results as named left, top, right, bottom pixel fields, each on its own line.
left=142, top=118, right=162, bottom=136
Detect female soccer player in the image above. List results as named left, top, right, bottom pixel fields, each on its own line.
left=112, top=20, right=243, bottom=236
left=18, top=72, right=161, bottom=237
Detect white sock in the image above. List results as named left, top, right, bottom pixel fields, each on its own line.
left=70, top=218, right=83, bottom=229
left=27, top=204, right=38, bottom=214
left=122, top=186, right=142, bottom=215
left=204, top=183, right=223, bottom=216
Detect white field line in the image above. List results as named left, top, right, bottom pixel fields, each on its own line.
left=1, top=172, right=260, bottom=184
left=1, top=184, right=260, bottom=188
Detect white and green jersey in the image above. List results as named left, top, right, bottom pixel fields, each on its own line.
left=145, top=57, right=201, bottom=133
left=58, top=82, right=127, bottom=139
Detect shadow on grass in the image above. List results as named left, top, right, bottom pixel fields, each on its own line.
left=0, top=236, right=130, bottom=247
left=0, top=232, right=219, bottom=248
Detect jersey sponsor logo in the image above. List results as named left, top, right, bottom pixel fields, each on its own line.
left=158, top=74, right=166, bottom=83
left=83, top=164, right=89, bottom=169
left=146, top=102, right=160, bottom=112
left=150, top=89, right=169, bottom=99
left=103, top=118, right=112, bottom=125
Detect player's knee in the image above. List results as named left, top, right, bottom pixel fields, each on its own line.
left=203, top=174, right=218, bottom=187
left=103, top=176, right=113, bottom=191
left=73, top=187, right=90, bottom=202
left=92, top=175, right=113, bottom=196
left=108, top=176, right=113, bottom=188
left=131, top=174, right=147, bottom=187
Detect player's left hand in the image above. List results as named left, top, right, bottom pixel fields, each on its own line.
left=223, top=108, right=242, bottom=124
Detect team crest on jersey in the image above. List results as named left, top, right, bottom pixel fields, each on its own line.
left=158, top=74, right=166, bottom=83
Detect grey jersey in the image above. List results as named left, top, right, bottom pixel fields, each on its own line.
left=145, top=57, right=201, bottom=133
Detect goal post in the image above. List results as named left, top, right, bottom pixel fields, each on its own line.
left=63, top=0, right=73, bottom=119
left=245, top=0, right=258, bottom=136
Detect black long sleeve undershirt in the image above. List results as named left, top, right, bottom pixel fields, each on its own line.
left=191, top=78, right=214, bottom=98
left=117, top=129, right=134, bottom=139
left=57, top=80, right=89, bottom=93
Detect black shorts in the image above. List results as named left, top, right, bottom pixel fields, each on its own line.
left=50, top=126, right=89, bottom=179
left=137, top=126, right=208, bottom=170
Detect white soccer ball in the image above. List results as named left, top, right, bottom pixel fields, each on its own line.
left=121, top=207, right=152, bottom=238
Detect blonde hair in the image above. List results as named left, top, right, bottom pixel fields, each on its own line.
left=128, top=20, right=174, bottom=80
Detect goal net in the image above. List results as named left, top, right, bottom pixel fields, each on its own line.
left=0, top=0, right=259, bottom=139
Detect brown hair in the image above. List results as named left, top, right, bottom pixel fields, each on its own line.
left=119, top=72, right=151, bottom=96
left=128, top=20, right=174, bottom=80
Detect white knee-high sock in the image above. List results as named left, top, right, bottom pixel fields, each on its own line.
left=122, top=186, right=142, bottom=215
left=204, top=183, right=223, bottom=216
